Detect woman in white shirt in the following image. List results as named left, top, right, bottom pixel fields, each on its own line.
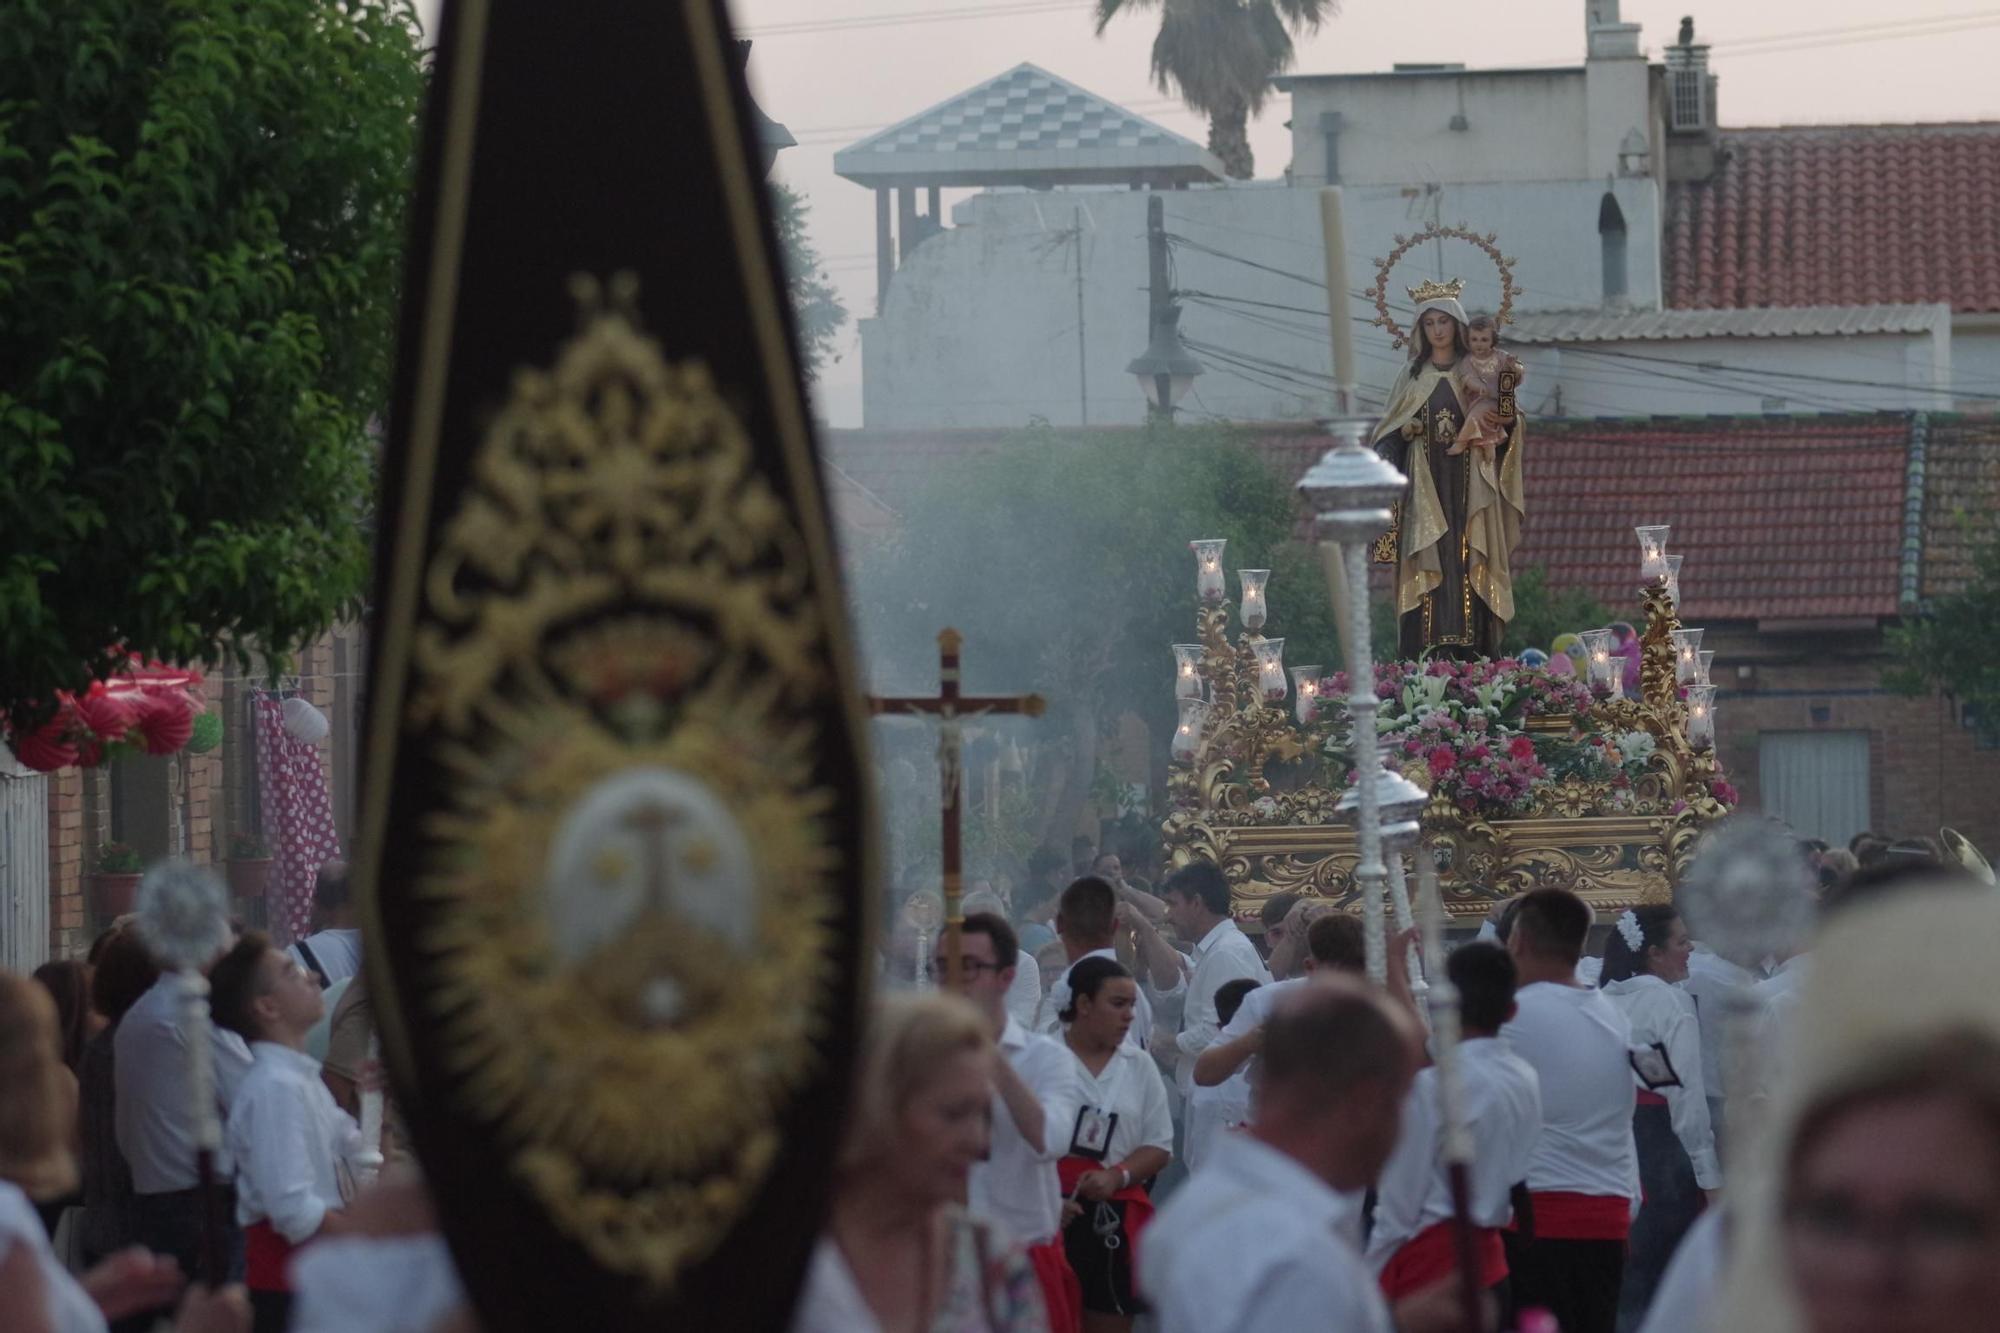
left=1597, top=905, right=1719, bottom=1330
left=0, top=970, right=247, bottom=1333
left=1055, top=957, right=1172, bottom=1332
left=791, top=992, right=1048, bottom=1333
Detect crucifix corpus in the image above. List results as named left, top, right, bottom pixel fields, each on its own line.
left=870, top=628, right=1044, bottom=988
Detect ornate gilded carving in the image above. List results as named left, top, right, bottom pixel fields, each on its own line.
left=1163, top=575, right=1729, bottom=920
left=404, top=275, right=841, bottom=1288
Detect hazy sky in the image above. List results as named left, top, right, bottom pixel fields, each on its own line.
left=413, top=1, right=2000, bottom=425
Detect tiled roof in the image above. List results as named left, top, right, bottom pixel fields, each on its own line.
left=1918, top=415, right=2000, bottom=600
left=833, top=64, right=1222, bottom=188
left=1512, top=415, right=1915, bottom=621
left=1665, top=125, right=2000, bottom=313
left=827, top=416, right=1921, bottom=623
left=1505, top=303, right=1951, bottom=345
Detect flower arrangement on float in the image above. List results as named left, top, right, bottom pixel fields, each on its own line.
left=1299, top=658, right=1736, bottom=822
left=2, top=653, right=209, bottom=773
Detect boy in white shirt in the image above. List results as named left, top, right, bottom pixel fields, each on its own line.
left=1367, top=941, right=1542, bottom=1305
left=210, top=933, right=370, bottom=1333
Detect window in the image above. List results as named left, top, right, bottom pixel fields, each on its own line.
left=1758, top=731, right=1870, bottom=847
left=1598, top=193, right=1628, bottom=304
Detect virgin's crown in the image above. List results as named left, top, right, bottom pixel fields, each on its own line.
left=1406, top=276, right=1466, bottom=304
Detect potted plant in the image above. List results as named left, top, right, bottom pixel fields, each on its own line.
left=226, top=830, right=273, bottom=904
left=90, top=843, right=145, bottom=922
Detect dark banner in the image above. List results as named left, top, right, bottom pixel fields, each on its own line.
left=355, top=3, right=874, bottom=1327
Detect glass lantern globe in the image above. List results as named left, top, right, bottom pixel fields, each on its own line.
left=1237, top=569, right=1271, bottom=631
left=1290, top=665, right=1325, bottom=725
left=1172, top=698, right=1212, bottom=763
left=1252, top=638, right=1287, bottom=703
left=1173, top=644, right=1205, bottom=701
left=1635, top=525, right=1671, bottom=581
left=1686, top=685, right=1717, bottom=751
left=1190, top=539, right=1227, bottom=604
left=1671, top=628, right=1704, bottom=685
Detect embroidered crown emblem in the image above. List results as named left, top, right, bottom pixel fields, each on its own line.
left=1406, top=276, right=1467, bottom=304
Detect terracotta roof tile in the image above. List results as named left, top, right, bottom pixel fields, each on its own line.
left=1665, top=125, right=2000, bottom=313
left=825, top=416, right=1919, bottom=623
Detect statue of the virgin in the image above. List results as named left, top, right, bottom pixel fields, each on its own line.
left=1369, top=277, right=1527, bottom=661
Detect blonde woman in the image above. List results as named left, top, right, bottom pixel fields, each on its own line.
left=793, top=992, right=1049, bottom=1333
left=0, top=971, right=247, bottom=1333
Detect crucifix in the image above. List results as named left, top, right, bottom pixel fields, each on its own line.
left=870, top=628, right=1044, bottom=988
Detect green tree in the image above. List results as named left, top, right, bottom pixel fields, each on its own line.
left=1093, top=0, right=1337, bottom=180
left=849, top=423, right=1339, bottom=844
left=770, top=181, right=848, bottom=382
left=1502, top=565, right=1617, bottom=656
left=1887, top=526, right=2000, bottom=729
left=0, top=0, right=425, bottom=728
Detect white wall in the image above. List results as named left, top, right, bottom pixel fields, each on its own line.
left=1524, top=328, right=1952, bottom=418
left=1951, top=320, right=2000, bottom=408
left=1285, top=71, right=1591, bottom=188
left=859, top=177, right=1662, bottom=429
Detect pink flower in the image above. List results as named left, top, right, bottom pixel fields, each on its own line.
left=1403, top=739, right=1422, bottom=756
left=1427, top=746, right=1457, bottom=778
left=1464, top=768, right=1489, bottom=791
left=1508, top=736, right=1536, bottom=761
left=1466, top=743, right=1491, bottom=762
left=1711, top=780, right=1740, bottom=806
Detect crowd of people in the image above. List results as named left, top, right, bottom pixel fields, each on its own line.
left=0, top=862, right=468, bottom=1333
left=825, top=822, right=1999, bottom=1332
left=4, top=824, right=1996, bottom=1332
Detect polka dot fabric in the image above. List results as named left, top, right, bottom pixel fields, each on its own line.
left=253, top=692, right=343, bottom=945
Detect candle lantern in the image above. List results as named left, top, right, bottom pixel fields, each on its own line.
left=1238, top=569, right=1271, bottom=630
left=1172, top=698, right=1212, bottom=763
left=1173, top=644, right=1205, bottom=701
left=1686, top=684, right=1717, bottom=750
left=1635, top=525, right=1672, bottom=581
left=1665, top=554, right=1684, bottom=610
left=1672, top=628, right=1705, bottom=685
left=1191, top=539, right=1227, bottom=603
left=1290, top=665, right=1324, bottom=725
left=1252, top=638, right=1287, bottom=703
left=1580, top=627, right=1618, bottom=694
left=1695, top=649, right=1715, bottom=687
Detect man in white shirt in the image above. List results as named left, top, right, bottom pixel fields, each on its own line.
left=1039, top=877, right=1161, bottom=1049
left=116, top=933, right=256, bottom=1291
left=937, top=912, right=1082, bottom=1328
left=964, top=889, right=1042, bottom=1031
left=209, top=931, right=368, bottom=1333
left=1501, top=888, right=1640, bottom=1333
left=285, top=861, right=363, bottom=989
left=1194, top=912, right=1365, bottom=1089
left=1367, top=941, right=1542, bottom=1304
left=1160, top=862, right=1269, bottom=1101
left=1142, top=976, right=1462, bottom=1333
left=1683, top=940, right=1761, bottom=1133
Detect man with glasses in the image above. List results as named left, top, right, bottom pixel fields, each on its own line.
left=940, top=912, right=1084, bottom=1331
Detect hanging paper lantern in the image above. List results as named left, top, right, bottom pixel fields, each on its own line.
left=74, top=686, right=137, bottom=743
left=131, top=691, right=196, bottom=756
left=282, top=696, right=331, bottom=745
left=12, top=720, right=79, bottom=773
left=186, top=710, right=223, bottom=755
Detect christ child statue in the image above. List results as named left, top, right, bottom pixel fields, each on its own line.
left=1448, top=314, right=1527, bottom=456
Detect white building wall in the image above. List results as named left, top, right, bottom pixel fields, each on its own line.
left=1284, top=71, right=1592, bottom=187
left=1526, top=329, right=1952, bottom=418
left=860, top=177, right=1662, bottom=429
left=1950, top=320, right=2000, bottom=408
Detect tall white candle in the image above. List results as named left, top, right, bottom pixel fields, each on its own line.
left=1320, top=187, right=1356, bottom=410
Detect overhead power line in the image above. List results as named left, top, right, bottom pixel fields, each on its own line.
left=742, top=0, right=1080, bottom=39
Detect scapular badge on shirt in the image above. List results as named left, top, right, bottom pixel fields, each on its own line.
left=1069, top=1104, right=1119, bottom=1161
left=1629, top=1041, right=1683, bottom=1091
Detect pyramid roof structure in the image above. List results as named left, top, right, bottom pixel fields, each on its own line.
left=834, top=63, right=1223, bottom=190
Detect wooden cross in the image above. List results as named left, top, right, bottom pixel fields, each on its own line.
left=869, top=628, right=1044, bottom=988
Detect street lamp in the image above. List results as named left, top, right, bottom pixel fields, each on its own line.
left=1127, top=305, right=1204, bottom=422
left=1299, top=422, right=1407, bottom=985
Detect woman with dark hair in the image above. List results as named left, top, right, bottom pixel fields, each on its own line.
left=32, top=962, right=96, bottom=1076
left=1055, top=957, right=1171, bottom=1333
left=1599, top=905, right=1717, bottom=1329
left=76, top=929, right=158, bottom=1276
left=1368, top=288, right=1526, bottom=660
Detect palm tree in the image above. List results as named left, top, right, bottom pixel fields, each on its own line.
left=1093, top=0, right=1337, bottom=180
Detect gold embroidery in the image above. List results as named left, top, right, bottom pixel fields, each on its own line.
left=1432, top=408, right=1458, bottom=447
left=404, top=277, right=843, bottom=1290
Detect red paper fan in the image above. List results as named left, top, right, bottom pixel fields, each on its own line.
left=131, top=691, right=196, bottom=756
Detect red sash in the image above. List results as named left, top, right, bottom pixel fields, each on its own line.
left=1636, top=1090, right=1669, bottom=1107
left=1026, top=1239, right=1082, bottom=1333
left=1056, top=1156, right=1156, bottom=1251
left=1515, top=1191, right=1631, bottom=1241
left=1378, top=1220, right=1509, bottom=1300
left=244, top=1219, right=298, bottom=1292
